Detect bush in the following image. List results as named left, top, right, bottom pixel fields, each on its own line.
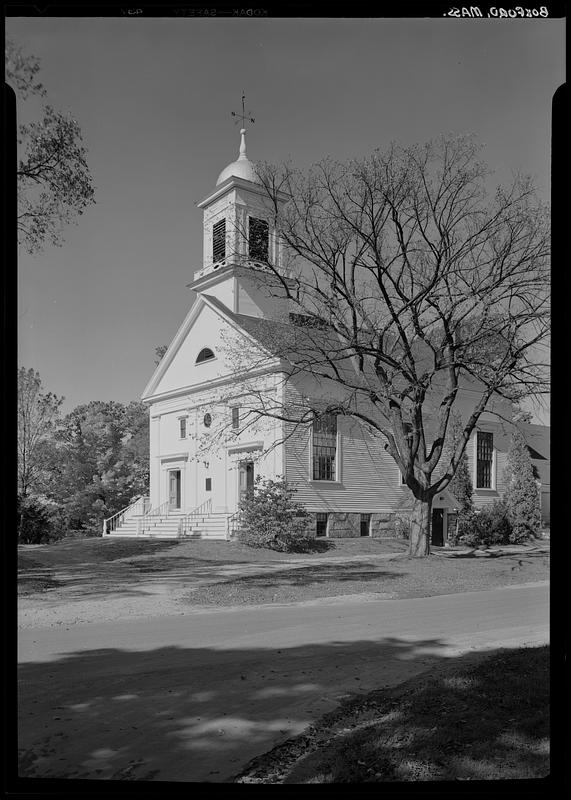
left=17, top=495, right=58, bottom=544
left=457, top=500, right=513, bottom=548
left=235, top=476, right=313, bottom=552
left=393, top=515, right=411, bottom=540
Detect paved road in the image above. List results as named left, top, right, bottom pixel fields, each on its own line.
left=18, top=583, right=549, bottom=783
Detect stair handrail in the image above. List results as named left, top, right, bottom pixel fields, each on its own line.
left=178, top=498, right=212, bottom=537
left=226, top=510, right=240, bottom=539
left=138, top=499, right=171, bottom=534
left=103, top=496, right=150, bottom=536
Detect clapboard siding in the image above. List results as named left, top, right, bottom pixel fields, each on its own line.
left=284, top=381, right=408, bottom=513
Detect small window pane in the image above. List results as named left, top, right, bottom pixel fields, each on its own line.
left=232, top=407, right=240, bottom=429
left=205, top=478, right=212, bottom=491
left=248, top=217, right=269, bottom=261
left=179, top=418, right=187, bottom=438
left=213, top=219, right=226, bottom=262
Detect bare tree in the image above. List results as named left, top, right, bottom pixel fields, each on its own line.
left=221, top=136, right=549, bottom=556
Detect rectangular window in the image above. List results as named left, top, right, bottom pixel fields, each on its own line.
left=360, top=514, right=371, bottom=537
left=232, top=407, right=240, bottom=429
left=312, top=413, right=337, bottom=481
left=316, top=513, right=328, bottom=538
left=248, top=217, right=269, bottom=261
left=205, top=478, right=212, bottom=492
left=476, top=431, right=494, bottom=488
left=179, top=418, right=187, bottom=439
left=212, top=218, right=226, bottom=262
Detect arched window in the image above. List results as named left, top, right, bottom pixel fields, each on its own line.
left=196, top=348, right=215, bottom=364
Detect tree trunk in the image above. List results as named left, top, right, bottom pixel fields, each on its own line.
left=409, top=495, right=432, bottom=557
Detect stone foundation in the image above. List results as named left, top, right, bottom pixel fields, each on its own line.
left=326, top=512, right=361, bottom=538
left=308, top=511, right=412, bottom=539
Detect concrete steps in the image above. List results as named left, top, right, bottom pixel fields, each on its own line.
left=106, top=510, right=229, bottom=540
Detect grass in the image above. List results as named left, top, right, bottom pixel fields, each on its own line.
left=17, top=536, right=549, bottom=603
left=184, top=548, right=549, bottom=606
left=235, top=645, right=550, bottom=783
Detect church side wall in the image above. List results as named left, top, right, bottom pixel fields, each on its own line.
left=283, top=380, right=407, bottom=514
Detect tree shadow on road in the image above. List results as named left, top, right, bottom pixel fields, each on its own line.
left=14, top=635, right=550, bottom=788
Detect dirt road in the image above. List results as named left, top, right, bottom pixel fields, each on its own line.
left=18, top=582, right=548, bottom=783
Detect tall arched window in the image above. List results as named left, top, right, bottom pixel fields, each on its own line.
left=196, top=348, right=215, bottom=364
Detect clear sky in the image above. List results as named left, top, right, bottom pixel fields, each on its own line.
left=9, top=16, right=563, bottom=423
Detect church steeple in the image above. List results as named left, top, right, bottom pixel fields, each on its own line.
left=188, top=101, right=291, bottom=319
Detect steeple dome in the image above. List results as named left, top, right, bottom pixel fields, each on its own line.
left=216, top=128, right=259, bottom=185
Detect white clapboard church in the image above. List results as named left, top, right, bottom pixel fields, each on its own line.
left=103, top=123, right=549, bottom=543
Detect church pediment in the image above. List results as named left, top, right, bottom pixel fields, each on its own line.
left=141, top=295, right=280, bottom=402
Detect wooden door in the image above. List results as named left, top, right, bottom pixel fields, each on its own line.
left=168, top=469, right=181, bottom=510
left=431, top=508, right=444, bottom=546
left=239, top=461, right=255, bottom=502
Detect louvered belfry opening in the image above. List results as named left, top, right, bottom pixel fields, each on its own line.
left=248, top=216, right=269, bottom=261
left=212, top=218, right=226, bottom=262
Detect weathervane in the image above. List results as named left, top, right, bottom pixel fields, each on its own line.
left=231, top=91, right=255, bottom=128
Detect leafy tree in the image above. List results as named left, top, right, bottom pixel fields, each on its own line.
left=236, top=476, right=313, bottom=552
left=154, top=344, right=168, bottom=366
left=52, top=400, right=149, bottom=534
left=237, top=135, right=549, bottom=556
left=6, top=38, right=95, bottom=253
left=503, top=426, right=541, bottom=542
left=17, top=367, right=64, bottom=499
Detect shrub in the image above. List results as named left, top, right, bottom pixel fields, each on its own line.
left=457, top=500, right=513, bottom=548
left=235, top=476, right=313, bottom=552
left=503, top=427, right=541, bottom=543
left=393, top=515, right=411, bottom=540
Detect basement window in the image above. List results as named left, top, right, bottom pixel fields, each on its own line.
left=360, top=514, right=371, bottom=537
left=316, top=513, right=328, bottom=538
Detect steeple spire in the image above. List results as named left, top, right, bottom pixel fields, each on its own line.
left=216, top=93, right=258, bottom=186
left=238, top=128, right=247, bottom=160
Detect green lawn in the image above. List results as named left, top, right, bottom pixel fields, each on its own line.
left=235, top=645, right=550, bottom=783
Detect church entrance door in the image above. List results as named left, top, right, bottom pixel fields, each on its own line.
left=168, top=469, right=181, bottom=511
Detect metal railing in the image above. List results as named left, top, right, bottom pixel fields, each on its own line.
left=178, top=498, right=212, bottom=537
left=226, top=511, right=240, bottom=539
left=137, top=500, right=171, bottom=535
left=103, top=496, right=150, bottom=536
